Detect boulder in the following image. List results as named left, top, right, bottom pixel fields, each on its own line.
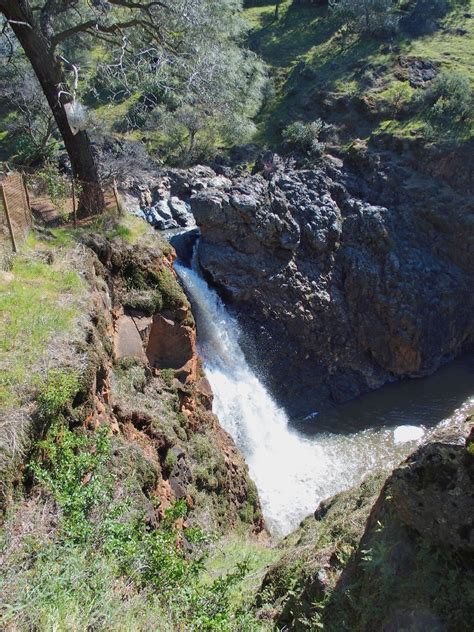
left=390, top=441, right=474, bottom=551
left=169, top=197, right=195, bottom=227
left=141, top=200, right=179, bottom=230
left=169, top=228, right=200, bottom=266
left=397, top=55, right=439, bottom=88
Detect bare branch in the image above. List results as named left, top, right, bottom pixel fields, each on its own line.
left=107, top=0, right=168, bottom=11
left=50, top=18, right=165, bottom=51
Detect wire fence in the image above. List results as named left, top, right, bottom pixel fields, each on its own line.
left=0, top=166, right=123, bottom=253
left=0, top=172, right=33, bottom=253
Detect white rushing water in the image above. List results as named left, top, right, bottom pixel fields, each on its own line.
left=175, top=253, right=471, bottom=536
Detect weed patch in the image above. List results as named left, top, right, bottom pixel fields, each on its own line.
left=0, top=243, right=85, bottom=408
left=1, top=418, right=271, bottom=631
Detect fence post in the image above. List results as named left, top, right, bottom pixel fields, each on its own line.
left=21, top=174, right=32, bottom=230
left=22, top=174, right=32, bottom=213
left=112, top=178, right=121, bottom=216
left=1, top=184, right=18, bottom=253
left=71, top=179, right=77, bottom=228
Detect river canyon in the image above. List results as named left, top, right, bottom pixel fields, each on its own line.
left=175, top=239, right=474, bottom=535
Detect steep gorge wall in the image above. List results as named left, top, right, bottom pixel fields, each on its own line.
left=258, top=419, right=474, bottom=631
left=80, top=233, right=264, bottom=532
left=189, top=152, right=474, bottom=415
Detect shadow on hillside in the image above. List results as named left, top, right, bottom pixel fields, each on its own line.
left=248, top=4, right=335, bottom=68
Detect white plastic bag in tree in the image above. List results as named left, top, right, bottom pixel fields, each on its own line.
left=64, top=101, right=88, bottom=135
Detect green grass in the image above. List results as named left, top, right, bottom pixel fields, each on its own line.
left=246, top=1, right=332, bottom=68
left=204, top=534, right=279, bottom=610
left=46, top=214, right=151, bottom=251
left=104, top=213, right=149, bottom=244
left=1, top=418, right=271, bottom=631
left=0, top=235, right=85, bottom=408
left=92, top=93, right=141, bottom=130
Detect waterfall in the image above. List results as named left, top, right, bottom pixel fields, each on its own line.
left=175, top=247, right=471, bottom=536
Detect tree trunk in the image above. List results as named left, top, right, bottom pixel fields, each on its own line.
left=0, top=0, right=104, bottom=218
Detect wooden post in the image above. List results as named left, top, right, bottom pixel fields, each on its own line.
left=71, top=179, right=77, bottom=228
left=22, top=174, right=32, bottom=226
left=1, top=184, right=18, bottom=253
left=112, top=178, right=121, bottom=216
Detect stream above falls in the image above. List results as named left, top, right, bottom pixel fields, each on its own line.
left=175, top=248, right=474, bottom=536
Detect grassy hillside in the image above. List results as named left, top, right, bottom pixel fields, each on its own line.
left=244, top=0, right=473, bottom=148
left=0, top=220, right=280, bottom=631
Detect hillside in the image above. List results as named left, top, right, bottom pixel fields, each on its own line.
left=1, top=217, right=472, bottom=631
left=1, top=1, right=472, bottom=170
left=245, top=0, right=473, bottom=149
left=0, top=219, right=275, bottom=630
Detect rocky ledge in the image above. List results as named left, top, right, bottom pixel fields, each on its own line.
left=189, top=150, right=474, bottom=415
left=258, top=419, right=474, bottom=631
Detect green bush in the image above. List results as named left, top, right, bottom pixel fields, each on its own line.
left=329, top=0, right=399, bottom=35
left=6, top=420, right=265, bottom=631
left=423, top=71, right=473, bottom=130
left=160, top=368, right=176, bottom=388
left=37, top=370, right=80, bottom=420
left=35, top=162, right=69, bottom=214
left=382, top=81, right=414, bottom=115
left=29, top=420, right=112, bottom=542
left=282, top=120, right=325, bottom=156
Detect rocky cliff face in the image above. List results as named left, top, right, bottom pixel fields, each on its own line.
left=190, top=151, right=474, bottom=415
left=81, top=233, right=263, bottom=532
left=258, top=418, right=474, bottom=631
left=0, top=226, right=262, bottom=532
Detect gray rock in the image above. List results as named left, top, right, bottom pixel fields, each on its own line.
left=169, top=197, right=195, bottom=227
left=398, top=55, right=439, bottom=87
left=190, top=152, right=474, bottom=416
left=141, top=202, right=178, bottom=230
left=155, top=200, right=173, bottom=220
left=390, top=441, right=474, bottom=551
left=170, top=228, right=200, bottom=266
left=208, top=175, right=233, bottom=190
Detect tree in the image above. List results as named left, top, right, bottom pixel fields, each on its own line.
left=0, top=0, right=106, bottom=217
left=422, top=71, right=473, bottom=134
left=282, top=120, right=325, bottom=156
left=329, top=0, right=399, bottom=35
left=0, top=1, right=265, bottom=215
left=0, top=58, right=57, bottom=164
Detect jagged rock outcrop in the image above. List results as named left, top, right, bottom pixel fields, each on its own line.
left=258, top=419, right=474, bottom=631
left=83, top=233, right=263, bottom=532
left=190, top=152, right=474, bottom=415
left=121, top=164, right=234, bottom=230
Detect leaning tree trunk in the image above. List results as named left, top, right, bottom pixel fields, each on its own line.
left=0, top=0, right=104, bottom=218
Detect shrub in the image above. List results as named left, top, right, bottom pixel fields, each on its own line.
left=282, top=120, right=325, bottom=156
left=423, top=71, right=473, bottom=130
left=18, top=419, right=263, bottom=630
left=160, top=368, right=176, bottom=389
left=37, top=370, right=80, bottom=419
left=35, top=161, right=69, bottom=215
left=29, top=420, right=112, bottom=541
left=383, top=81, right=414, bottom=115
left=329, top=0, right=399, bottom=35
